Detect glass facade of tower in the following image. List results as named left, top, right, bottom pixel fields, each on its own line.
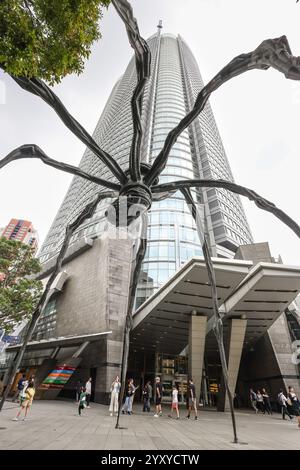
left=39, top=31, right=253, bottom=309
left=136, top=35, right=203, bottom=307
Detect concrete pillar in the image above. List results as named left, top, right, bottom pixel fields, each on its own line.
left=188, top=313, right=207, bottom=401
left=218, top=318, right=247, bottom=411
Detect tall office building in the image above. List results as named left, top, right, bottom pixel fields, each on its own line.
left=4, top=28, right=299, bottom=407
left=1, top=218, right=38, bottom=252
left=39, top=29, right=253, bottom=303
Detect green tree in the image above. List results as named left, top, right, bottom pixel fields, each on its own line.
left=0, top=237, right=42, bottom=333
left=0, top=0, right=110, bottom=84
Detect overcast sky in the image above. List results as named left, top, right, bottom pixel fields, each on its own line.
left=0, top=0, right=300, bottom=264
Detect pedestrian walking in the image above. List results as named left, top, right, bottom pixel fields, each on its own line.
left=75, top=379, right=83, bottom=403
left=154, top=377, right=163, bottom=417
left=85, top=377, right=92, bottom=408
left=186, top=378, right=198, bottom=420
left=262, top=388, right=272, bottom=415
left=12, top=380, right=35, bottom=421
left=278, top=389, right=293, bottom=420
left=287, top=386, right=300, bottom=428
left=168, top=385, right=180, bottom=419
left=12, top=374, right=26, bottom=402
left=78, top=387, right=87, bottom=416
left=109, top=376, right=121, bottom=416
left=249, top=388, right=258, bottom=413
left=256, top=390, right=265, bottom=414
left=0, top=377, right=4, bottom=397
left=122, top=378, right=135, bottom=415
left=129, top=382, right=138, bottom=413
left=142, top=381, right=152, bottom=412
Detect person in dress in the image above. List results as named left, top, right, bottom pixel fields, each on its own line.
left=168, top=385, right=180, bottom=419
left=109, top=376, right=121, bottom=417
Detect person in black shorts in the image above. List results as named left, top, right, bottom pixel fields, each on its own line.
left=186, top=378, right=198, bottom=420
left=154, top=377, right=163, bottom=417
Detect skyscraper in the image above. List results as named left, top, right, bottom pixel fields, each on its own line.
left=5, top=29, right=300, bottom=407
left=39, top=29, right=253, bottom=305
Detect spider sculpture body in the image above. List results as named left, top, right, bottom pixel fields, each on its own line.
left=1, top=0, right=300, bottom=443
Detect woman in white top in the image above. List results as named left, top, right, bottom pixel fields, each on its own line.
left=85, top=378, right=92, bottom=408
left=168, top=386, right=180, bottom=419
left=287, top=386, right=300, bottom=428
left=109, top=376, right=121, bottom=416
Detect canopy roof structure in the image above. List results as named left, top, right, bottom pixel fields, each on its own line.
left=131, top=258, right=300, bottom=356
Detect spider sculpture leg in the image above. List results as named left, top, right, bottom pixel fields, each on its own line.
left=181, top=187, right=238, bottom=443
left=115, top=211, right=148, bottom=429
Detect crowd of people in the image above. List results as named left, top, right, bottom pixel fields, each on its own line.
left=249, top=386, right=300, bottom=427
left=105, top=376, right=199, bottom=420
left=6, top=372, right=300, bottom=428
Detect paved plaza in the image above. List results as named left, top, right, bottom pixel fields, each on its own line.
left=0, top=400, right=299, bottom=450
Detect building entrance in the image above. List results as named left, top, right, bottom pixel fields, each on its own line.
left=155, top=353, right=188, bottom=404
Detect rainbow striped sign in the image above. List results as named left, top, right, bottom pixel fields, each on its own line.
left=40, top=364, right=76, bottom=390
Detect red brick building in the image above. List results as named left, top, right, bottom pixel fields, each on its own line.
left=1, top=218, right=39, bottom=253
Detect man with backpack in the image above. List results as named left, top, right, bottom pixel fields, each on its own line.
left=12, top=374, right=26, bottom=403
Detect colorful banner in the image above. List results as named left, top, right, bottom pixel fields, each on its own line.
left=39, top=364, right=76, bottom=390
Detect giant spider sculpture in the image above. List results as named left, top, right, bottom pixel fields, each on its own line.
left=1, top=0, right=300, bottom=442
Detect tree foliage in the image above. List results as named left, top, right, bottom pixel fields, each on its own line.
left=0, top=0, right=110, bottom=84
left=0, top=237, right=42, bottom=333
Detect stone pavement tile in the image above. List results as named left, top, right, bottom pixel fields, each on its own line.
left=150, top=436, right=175, bottom=450
left=121, top=429, right=135, bottom=437
left=121, top=440, right=140, bottom=450
left=3, top=401, right=300, bottom=450
left=43, top=437, right=74, bottom=450
left=138, top=440, right=158, bottom=450
left=103, top=437, right=123, bottom=450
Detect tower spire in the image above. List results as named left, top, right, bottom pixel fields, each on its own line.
left=157, top=20, right=163, bottom=34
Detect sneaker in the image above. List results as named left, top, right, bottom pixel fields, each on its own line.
left=22, top=418, right=27, bottom=421
left=154, top=414, right=159, bottom=418
left=186, top=415, right=190, bottom=419
left=122, top=410, right=125, bottom=414
left=127, top=411, right=131, bottom=415
left=87, top=406, right=90, bottom=409
left=195, top=416, right=198, bottom=420
left=159, top=411, right=163, bottom=416
left=12, top=417, right=18, bottom=421
left=110, top=413, right=113, bottom=417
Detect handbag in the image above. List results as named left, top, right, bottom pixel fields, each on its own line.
left=286, top=397, right=292, bottom=407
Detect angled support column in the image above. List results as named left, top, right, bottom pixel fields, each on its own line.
left=188, top=312, right=207, bottom=401
left=217, top=318, right=247, bottom=412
